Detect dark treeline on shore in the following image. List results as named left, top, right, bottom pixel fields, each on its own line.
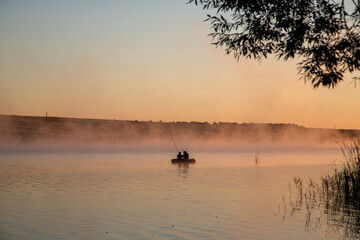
left=0, top=114, right=359, bottom=150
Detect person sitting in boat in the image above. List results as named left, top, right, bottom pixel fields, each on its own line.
left=183, top=150, right=189, bottom=160
left=177, top=152, right=183, bottom=160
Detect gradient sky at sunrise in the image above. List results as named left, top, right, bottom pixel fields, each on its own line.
left=1, top=0, right=359, bottom=129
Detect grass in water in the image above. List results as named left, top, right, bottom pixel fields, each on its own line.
left=320, top=139, right=359, bottom=211
left=283, top=139, right=360, bottom=238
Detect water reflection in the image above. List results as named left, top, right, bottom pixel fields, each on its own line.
left=172, top=162, right=195, bottom=177
left=281, top=180, right=360, bottom=239
left=0, top=151, right=343, bottom=239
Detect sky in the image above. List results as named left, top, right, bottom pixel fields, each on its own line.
left=0, top=0, right=359, bottom=129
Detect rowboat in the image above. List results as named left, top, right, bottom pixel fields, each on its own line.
left=171, top=158, right=196, bottom=164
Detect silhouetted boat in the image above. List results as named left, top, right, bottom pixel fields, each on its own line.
left=171, top=158, right=196, bottom=164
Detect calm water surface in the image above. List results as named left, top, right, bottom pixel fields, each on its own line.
left=0, top=150, right=355, bottom=239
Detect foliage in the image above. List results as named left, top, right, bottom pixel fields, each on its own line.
left=189, top=0, right=360, bottom=88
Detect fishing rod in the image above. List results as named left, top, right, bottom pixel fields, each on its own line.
left=168, top=128, right=179, bottom=153
left=170, top=133, right=179, bottom=153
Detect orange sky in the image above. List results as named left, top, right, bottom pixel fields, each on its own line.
left=0, top=0, right=359, bottom=129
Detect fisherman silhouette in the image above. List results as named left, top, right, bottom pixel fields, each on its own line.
left=183, top=150, right=189, bottom=160
left=172, top=150, right=195, bottom=164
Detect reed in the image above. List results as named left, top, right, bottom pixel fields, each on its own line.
left=254, top=145, right=259, bottom=164
left=286, top=139, right=360, bottom=238
left=292, top=139, right=360, bottom=210
left=320, top=139, right=360, bottom=210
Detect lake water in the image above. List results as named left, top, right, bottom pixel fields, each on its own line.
left=0, top=149, right=359, bottom=239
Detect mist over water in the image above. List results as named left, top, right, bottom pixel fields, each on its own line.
left=1, top=115, right=357, bottom=153
left=1, top=115, right=359, bottom=239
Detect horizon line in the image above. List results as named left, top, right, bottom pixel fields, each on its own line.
left=1, top=113, right=357, bottom=131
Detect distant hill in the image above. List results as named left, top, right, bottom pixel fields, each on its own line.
left=0, top=114, right=359, bottom=150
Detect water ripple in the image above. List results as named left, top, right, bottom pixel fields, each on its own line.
left=0, top=151, right=345, bottom=239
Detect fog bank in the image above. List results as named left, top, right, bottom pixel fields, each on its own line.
left=1, top=115, right=359, bottom=152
